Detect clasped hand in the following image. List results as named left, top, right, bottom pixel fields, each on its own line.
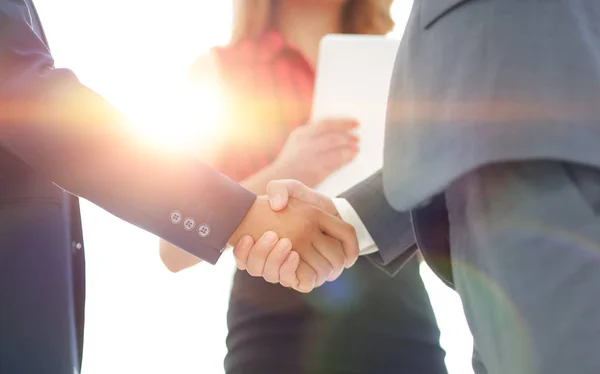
left=231, top=180, right=356, bottom=293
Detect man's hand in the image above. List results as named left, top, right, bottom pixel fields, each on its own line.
left=231, top=180, right=359, bottom=292
left=233, top=233, right=303, bottom=289
left=228, top=194, right=358, bottom=292
left=267, top=179, right=338, bottom=217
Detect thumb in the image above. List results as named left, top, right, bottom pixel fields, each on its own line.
left=267, top=179, right=325, bottom=211
left=266, top=180, right=294, bottom=211
left=267, top=179, right=337, bottom=214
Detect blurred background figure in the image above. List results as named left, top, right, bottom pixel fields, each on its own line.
left=160, top=1, right=448, bottom=373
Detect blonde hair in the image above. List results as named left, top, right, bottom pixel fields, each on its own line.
left=230, top=0, right=395, bottom=44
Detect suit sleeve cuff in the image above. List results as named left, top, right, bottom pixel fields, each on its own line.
left=337, top=171, right=419, bottom=276
left=332, top=197, right=418, bottom=277
left=156, top=165, right=256, bottom=265
left=332, top=198, right=379, bottom=256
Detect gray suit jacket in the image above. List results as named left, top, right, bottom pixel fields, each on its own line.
left=383, top=0, right=600, bottom=211
left=343, top=171, right=452, bottom=287
left=348, top=0, right=600, bottom=286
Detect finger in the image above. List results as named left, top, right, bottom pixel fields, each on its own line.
left=279, top=251, right=300, bottom=288
left=317, top=212, right=359, bottom=269
left=246, top=231, right=279, bottom=277
left=313, top=235, right=346, bottom=282
left=309, top=118, right=359, bottom=136
left=310, top=133, right=359, bottom=154
left=263, top=238, right=293, bottom=283
left=267, top=180, right=337, bottom=215
left=232, top=235, right=254, bottom=271
left=294, top=261, right=317, bottom=293
left=298, top=244, right=333, bottom=287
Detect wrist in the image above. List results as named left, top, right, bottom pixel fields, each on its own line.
left=227, top=195, right=266, bottom=246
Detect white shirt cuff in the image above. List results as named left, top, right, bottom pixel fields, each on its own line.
left=332, top=198, right=379, bottom=256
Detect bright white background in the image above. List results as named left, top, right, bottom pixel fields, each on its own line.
left=36, top=1, right=474, bottom=373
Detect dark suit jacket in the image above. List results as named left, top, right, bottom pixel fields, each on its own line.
left=0, top=1, right=255, bottom=372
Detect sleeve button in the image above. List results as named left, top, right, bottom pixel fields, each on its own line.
left=197, top=224, right=211, bottom=238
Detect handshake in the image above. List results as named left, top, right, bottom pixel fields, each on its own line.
left=228, top=180, right=359, bottom=293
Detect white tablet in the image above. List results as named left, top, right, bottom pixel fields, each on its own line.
left=311, top=34, right=400, bottom=196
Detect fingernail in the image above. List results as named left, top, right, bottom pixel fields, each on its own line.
left=290, top=251, right=299, bottom=263
left=327, top=269, right=340, bottom=282
left=271, top=195, right=283, bottom=209
left=240, top=235, right=252, bottom=248
left=262, top=231, right=277, bottom=244
left=281, top=239, right=292, bottom=251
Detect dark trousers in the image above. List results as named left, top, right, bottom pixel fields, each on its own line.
left=224, top=256, right=447, bottom=374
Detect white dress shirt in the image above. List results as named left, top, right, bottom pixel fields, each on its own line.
left=332, top=198, right=379, bottom=256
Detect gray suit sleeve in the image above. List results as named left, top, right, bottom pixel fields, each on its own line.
left=340, top=170, right=418, bottom=276
left=0, top=1, right=255, bottom=264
